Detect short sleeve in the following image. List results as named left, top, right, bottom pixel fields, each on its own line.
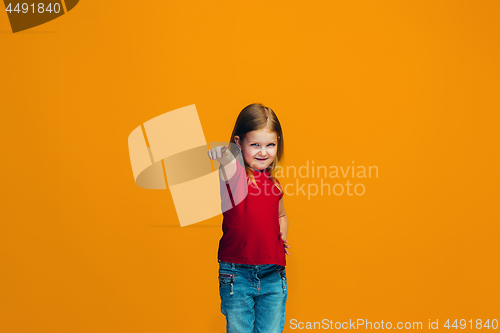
left=219, top=159, right=248, bottom=213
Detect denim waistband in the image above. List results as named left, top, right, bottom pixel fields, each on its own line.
left=219, top=260, right=284, bottom=270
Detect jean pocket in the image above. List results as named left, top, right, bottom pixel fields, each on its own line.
left=218, top=273, right=236, bottom=295
left=276, top=267, right=287, bottom=291
left=219, top=273, right=234, bottom=285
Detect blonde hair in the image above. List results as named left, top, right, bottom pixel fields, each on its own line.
left=228, top=103, right=284, bottom=192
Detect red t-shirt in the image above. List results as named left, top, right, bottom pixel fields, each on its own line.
left=217, top=159, right=286, bottom=266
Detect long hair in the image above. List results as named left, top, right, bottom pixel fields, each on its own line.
left=228, top=103, right=284, bottom=192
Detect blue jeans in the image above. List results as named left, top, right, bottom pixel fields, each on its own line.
left=218, top=261, right=287, bottom=333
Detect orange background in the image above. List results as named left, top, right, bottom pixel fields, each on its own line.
left=1, top=1, right=499, bottom=332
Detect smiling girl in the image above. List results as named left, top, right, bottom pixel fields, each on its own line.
left=207, top=103, right=290, bottom=333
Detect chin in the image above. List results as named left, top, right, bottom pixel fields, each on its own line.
left=252, top=163, right=269, bottom=170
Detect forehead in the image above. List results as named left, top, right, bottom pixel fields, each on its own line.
left=245, top=128, right=277, bottom=142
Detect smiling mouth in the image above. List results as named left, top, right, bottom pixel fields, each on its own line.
left=256, top=157, right=268, bottom=161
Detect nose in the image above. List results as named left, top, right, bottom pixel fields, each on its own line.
left=257, top=146, right=268, bottom=157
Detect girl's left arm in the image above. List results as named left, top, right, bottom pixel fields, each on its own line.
left=278, top=198, right=290, bottom=255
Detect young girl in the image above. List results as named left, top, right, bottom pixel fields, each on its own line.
left=207, top=103, right=290, bottom=333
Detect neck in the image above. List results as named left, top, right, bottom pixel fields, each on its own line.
left=248, top=165, right=267, bottom=173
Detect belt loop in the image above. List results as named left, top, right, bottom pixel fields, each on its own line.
left=231, top=263, right=235, bottom=270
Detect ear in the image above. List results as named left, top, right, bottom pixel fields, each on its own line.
left=234, top=136, right=242, bottom=150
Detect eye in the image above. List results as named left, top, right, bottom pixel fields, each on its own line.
left=250, top=143, right=276, bottom=147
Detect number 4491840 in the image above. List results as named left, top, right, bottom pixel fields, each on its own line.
left=5, top=3, right=62, bottom=14
left=444, top=319, right=498, bottom=330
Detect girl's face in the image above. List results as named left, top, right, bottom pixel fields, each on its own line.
left=235, top=128, right=278, bottom=171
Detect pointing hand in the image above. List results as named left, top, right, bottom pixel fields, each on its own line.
left=207, top=145, right=235, bottom=166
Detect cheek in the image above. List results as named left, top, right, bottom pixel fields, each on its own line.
left=243, top=150, right=255, bottom=159
left=245, top=148, right=257, bottom=156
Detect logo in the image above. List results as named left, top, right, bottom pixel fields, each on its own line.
left=128, top=104, right=246, bottom=227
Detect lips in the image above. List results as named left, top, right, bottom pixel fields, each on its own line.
left=256, top=157, right=268, bottom=161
